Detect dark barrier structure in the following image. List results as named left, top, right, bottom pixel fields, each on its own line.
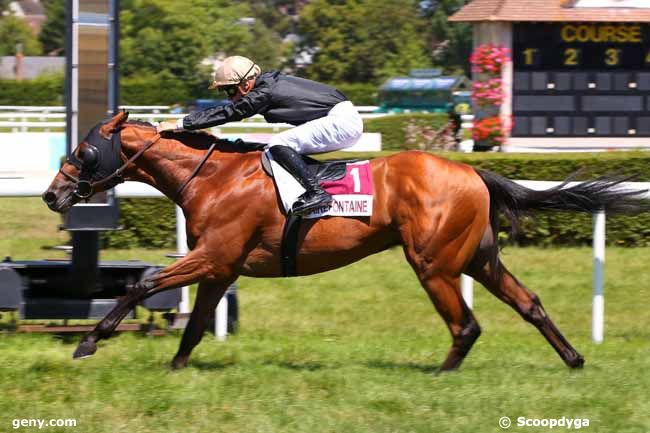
left=0, top=0, right=180, bottom=328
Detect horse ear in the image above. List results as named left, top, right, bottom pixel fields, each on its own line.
left=99, top=111, right=129, bottom=139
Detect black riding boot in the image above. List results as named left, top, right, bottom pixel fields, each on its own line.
left=269, top=145, right=333, bottom=215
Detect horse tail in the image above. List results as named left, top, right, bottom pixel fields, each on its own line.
left=474, top=169, right=649, bottom=274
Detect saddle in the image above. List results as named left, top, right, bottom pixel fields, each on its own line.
left=260, top=149, right=360, bottom=278
left=260, top=151, right=352, bottom=183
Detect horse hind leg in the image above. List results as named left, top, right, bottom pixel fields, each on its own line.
left=466, top=251, right=585, bottom=369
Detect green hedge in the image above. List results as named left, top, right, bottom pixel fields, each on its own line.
left=0, top=75, right=380, bottom=108
left=0, top=74, right=64, bottom=105
left=104, top=150, right=650, bottom=249
left=364, top=113, right=450, bottom=151
left=102, top=198, right=177, bottom=249
left=452, top=152, right=650, bottom=247
left=334, top=83, right=378, bottom=106
left=120, top=75, right=191, bottom=106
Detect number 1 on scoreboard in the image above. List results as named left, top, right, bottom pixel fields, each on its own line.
left=522, top=48, right=540, bottom=67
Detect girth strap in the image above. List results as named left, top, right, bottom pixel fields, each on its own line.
left=280, top=212, right=302, bottom=277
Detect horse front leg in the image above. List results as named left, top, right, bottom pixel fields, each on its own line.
left=73, top=248, right=215, bottom=359
left=171, top=278, right=235, bottom=369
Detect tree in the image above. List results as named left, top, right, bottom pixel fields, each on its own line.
left=118, top=0, right=286, bottom=103
left=120, top=0, right=284, bottom=79
left=248, top=0, right=295, bottom=37
left=298, top=0, right=432, bottom=84
left=39, top=0, right=65, bottom=55
left=424, top=0, right=472, bottom=74
left=0, top=15, right=42, bottom=56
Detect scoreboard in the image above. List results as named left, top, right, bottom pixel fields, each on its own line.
left=512, top=23, right=650, bottom=137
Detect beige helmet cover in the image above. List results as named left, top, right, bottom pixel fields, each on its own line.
left=208, top=56, right=261, bottom=89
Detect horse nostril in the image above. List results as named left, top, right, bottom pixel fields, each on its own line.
left=43, top=191, right=57, bottom=205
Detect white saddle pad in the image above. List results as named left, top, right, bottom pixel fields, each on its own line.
left=265, top=150, right=373, bottom=219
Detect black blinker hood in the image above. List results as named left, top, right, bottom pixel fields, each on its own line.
left=69, top=121, right=124, bottom=188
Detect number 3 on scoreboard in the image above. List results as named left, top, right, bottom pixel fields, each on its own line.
left=604, top=48, right=621, bottom=66
left=564, top=48, right=580, bottom=66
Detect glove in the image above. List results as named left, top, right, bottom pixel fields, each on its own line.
left=156, top=120, right=183, bottom=133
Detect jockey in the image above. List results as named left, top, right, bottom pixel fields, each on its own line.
left=157, top=56, right=363, bottom=216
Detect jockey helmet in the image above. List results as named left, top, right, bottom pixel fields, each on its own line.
left=208, top=56, right=261, bottom=89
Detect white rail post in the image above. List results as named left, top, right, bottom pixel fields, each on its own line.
left=461, top=274, right=474, bottom=309
left=175, top=205, right=190, bottom=314
left=592, top=210, right=606, bottom=343
left=215, top=296, right=228, bottom=341
left=174, top=204, right=227, bottom=340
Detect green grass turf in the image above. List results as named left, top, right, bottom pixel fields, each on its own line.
left=0, top=198, right=648, bottom=432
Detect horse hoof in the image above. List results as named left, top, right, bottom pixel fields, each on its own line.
left=170, top=357, right=188, bottom=370
left=73, top=341, right=97, bottom=360
left=568, top=355, right=585, bottom=369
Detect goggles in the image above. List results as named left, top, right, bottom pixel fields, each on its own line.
left=220, top=85, right=239, bottom=98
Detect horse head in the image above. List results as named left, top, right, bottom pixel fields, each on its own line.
left=43, top=111, right=130, bottom=212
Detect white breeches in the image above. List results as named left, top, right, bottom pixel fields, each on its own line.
left=267, top=101, right=363, bottom=154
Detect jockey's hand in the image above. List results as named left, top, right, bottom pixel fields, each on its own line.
left=157, top=121, right=181, bottom=133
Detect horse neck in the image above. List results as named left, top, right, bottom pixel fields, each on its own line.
left=120, top=127, right=227, bottom=204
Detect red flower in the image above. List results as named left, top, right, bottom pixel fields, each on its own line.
left=470, top=44, right=511, bottom=76
left=472, top=116, right=512, bottom=145
left=471, top=78, right=505, bottom=108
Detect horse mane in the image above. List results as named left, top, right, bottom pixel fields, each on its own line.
left=126, top=119, right=155, bottom=128
left=122, top=121, right=262, bottom=154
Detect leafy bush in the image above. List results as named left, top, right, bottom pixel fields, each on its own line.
left=334, top=83, right=379, bottom=106
left=120, top=73, right=194, bottom=106
left=0, top=73, right=64, bottom=105
left=0, top=73, right=380, bottom=108
left=102, top=198, right=176, bottom=249
left=364, top=113, right=450, bottom=150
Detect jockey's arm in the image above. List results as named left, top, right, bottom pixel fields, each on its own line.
left=179, top=86, right=272, bottom=131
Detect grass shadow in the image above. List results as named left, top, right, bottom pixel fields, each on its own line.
left=187, top=359, right=238, bottom=371
left=54, top=334, right=81, bottom=344
left=262, top=360, right=329, bottom=371
left=365, top=359, right=440, bottom=374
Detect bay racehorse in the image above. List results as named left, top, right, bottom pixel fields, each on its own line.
left=43, top=112, right=648, bottom=371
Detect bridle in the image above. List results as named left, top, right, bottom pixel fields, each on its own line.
left=59, top=130, right=161, bottom=200
left=59, top=125, right=220, bottom=202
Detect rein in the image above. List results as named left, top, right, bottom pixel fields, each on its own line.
left=173, top=139, right=218, bottom=201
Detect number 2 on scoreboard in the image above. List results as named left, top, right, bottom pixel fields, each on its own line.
left=564, top=48, right=580, bottom=66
